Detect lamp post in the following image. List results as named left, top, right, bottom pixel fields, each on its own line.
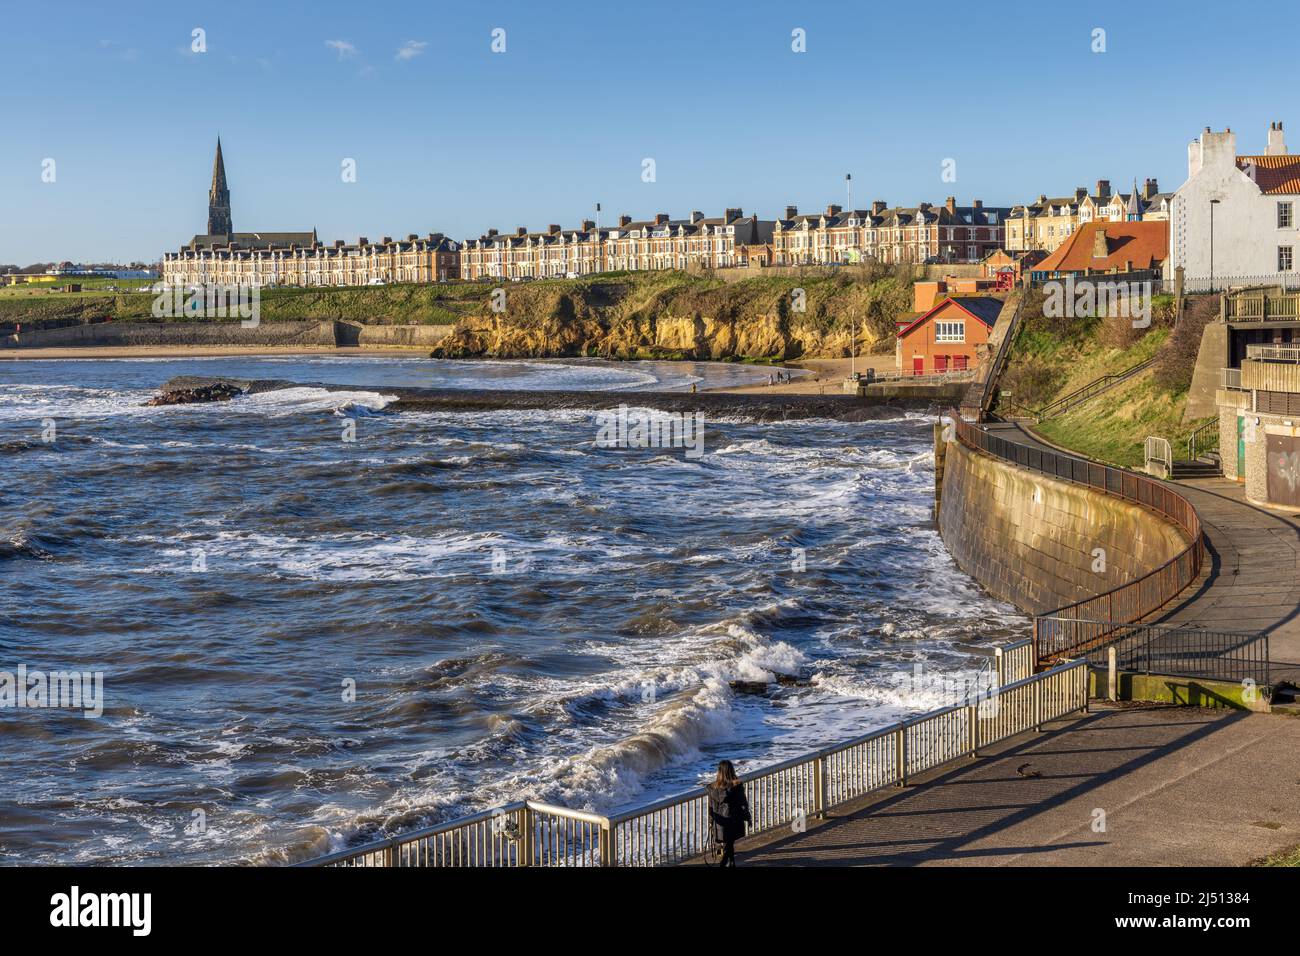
left=1209, top=199, right=1221, bottom=292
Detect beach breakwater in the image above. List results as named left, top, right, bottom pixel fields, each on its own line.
left=935, top=434, right=1189, bottom=615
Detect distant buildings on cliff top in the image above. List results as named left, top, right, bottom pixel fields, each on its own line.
left=163, top=123, right=1300, bottom=295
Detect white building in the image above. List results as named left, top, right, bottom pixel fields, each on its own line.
left=1169, top=122, right=1300, bottom=291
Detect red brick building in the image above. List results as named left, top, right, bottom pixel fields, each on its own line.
left=896, top=296, right=1004, bottom=375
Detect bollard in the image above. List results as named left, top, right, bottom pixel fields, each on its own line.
left=1108, top=646, right=1118, bottom=702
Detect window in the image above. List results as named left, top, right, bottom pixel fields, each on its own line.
left=935, top=320, right=965, bottom=343
left=1280, top=246, right=1294, bottom=272
left=1280, top=203, right=1294, bottom=229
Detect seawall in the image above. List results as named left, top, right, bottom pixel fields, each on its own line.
left=0, top=320, right=453, bottom=350
left=936, top=434, right=1189, bottom=615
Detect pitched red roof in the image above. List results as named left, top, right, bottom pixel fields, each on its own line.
left=1034, top=220, right=1168, bottom=274
left=1237, top=154, right=1300, bottom=195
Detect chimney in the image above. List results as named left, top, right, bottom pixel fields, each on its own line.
left=516, top=226, right=528, bottom=237
left=581, top=219, right=595, bottom=231
left=1074, top=187, right=1088, bottom=202
left=407, top=233, right=418, bottom=241
left=1267, top=121, right=1287, bottom=156
left=918, top=202, right=932, bottom=212
left=1037, top=194, right=1047, bottom=204
left=1096, top=179, right=1111, bottom=198
left=945, top=196, right=957, bottom=213
left=654, top=213, right=669, bottom=225
left=972, top=199, right=983, bottom=209
left=1092, top=228, right=1109, bottom=259
left=381, top=236, right=392, bottom=244
left=548, top=223, right=561, bottom=234
left=871, top=200, right=887, bottom=215
left=690, top=210, right=704, bottom=224
left=784, top=205, right=798, bottom=220
left=487, top=228, right=498, bottom=238
left=724, top=207, right=743, bottom=222
left=825, top=204, right=842, bottom=216
left=619, top=215, right=632, bottom=227
left=334, top=239, right=345, bottom=248
left=358, top=237, right=369, bottom=246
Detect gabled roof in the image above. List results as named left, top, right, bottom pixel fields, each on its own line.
left=1237, top=154, right=1300, bottom=195
left=1033, top=220, right=1168, bottom=273
left=897, top=295, right=1003, bottom=337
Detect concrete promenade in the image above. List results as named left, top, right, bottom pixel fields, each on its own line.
left=725, top=703, right=1300, bottom=866
left=710, top=424, right=1300, bottom=867
left=984, top=421, right=1300, bottom=685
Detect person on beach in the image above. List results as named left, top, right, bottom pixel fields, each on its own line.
left=707, top=760, right=750, bottom=867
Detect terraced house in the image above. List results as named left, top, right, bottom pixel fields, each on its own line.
left=771, top=198, right=1009, bottom=266
left=163, top=233, right=461, bottom=287
left=458, top=209, right=774, bottom=280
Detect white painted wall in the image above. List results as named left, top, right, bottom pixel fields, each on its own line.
left=1170, top=126, right=1300, bottom=290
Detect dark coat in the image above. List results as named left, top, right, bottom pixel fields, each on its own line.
left=707, top=782, right=750, bottom=843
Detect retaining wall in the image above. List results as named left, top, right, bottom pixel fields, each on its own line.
left=937, top=437, right=1189, bottom=615
left=1, top=320, right=336, bottom=349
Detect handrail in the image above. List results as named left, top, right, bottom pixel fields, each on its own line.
left=978, top=294, right=1025, bottom=420
left=1246, top=344, right=1300, bottom=363
left=1035, top=358, right=1154, bottom=420
left=1144, top=436, right=1172, bottom=477
left=1187, top=420, right=1219, bottom=461
left=951, top=417, right=1204, bottom=663
left=302, top=657, right=1090, bottom=867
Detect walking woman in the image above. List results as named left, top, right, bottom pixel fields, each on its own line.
left=707, top=760, right=751, bottom=867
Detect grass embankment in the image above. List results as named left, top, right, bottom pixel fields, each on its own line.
left=0, top=268, right=914, bottom=351
left=996, top=291, right=1219, bottom=469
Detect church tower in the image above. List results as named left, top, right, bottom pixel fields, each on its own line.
left=207, top=137, right=233, bottom=236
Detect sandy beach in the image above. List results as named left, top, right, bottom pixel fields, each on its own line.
left=710, top=355, right=897, bottom=395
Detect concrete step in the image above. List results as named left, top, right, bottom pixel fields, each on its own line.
left=1172, top=460, right=1221, bottom=479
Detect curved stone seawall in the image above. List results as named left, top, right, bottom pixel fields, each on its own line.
left=937, top=438, right=1189, bottom=615
left=1, top=320, right=336, bottom=349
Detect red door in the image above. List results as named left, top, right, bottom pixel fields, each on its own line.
left=934, top=355, right=949, bottom=373
left=913, top=357, right=924, bottom=376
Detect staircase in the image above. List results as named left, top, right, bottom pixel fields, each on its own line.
left=1170, top=451, right=1221, bottom=480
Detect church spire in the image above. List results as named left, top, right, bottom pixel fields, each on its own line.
left=207, top=136, right=233, bottom=236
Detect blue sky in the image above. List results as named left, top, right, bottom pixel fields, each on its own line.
left=1, top=0, right=1296, bottom=263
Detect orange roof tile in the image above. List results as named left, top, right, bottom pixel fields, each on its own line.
left=1237, top=154, right=1300, bottom=195
left=1034, top=220, right=1168, bottom=274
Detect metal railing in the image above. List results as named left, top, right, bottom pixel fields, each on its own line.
left=1032, top=359, right=1155, bottom=422
left=1049, top=618, right=1270, bottom=689
left=1220, top=367, right=1243, bottom=391
left=303, top=656, right=1088, bottom=867
left=951, top=418, right=1204, bottom=663
left=1246, top=344, right=1300, bottom=363
left=865, top=368, right=979, bottom=386
left=1143, top=436, right=1173, bottom=477
left=1187, top=420, right=1220, bottom=462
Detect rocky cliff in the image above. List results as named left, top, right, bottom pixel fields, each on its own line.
left=432, top=271, right=912, bottom=361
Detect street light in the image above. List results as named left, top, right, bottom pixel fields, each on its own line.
left=1209, top=199, right=1221, bottom=292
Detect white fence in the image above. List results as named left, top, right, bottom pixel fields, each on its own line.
left=305, top=651, right=1087, bottom=868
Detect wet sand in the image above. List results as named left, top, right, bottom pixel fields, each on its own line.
left=713, top=355, right=897, bottom=395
